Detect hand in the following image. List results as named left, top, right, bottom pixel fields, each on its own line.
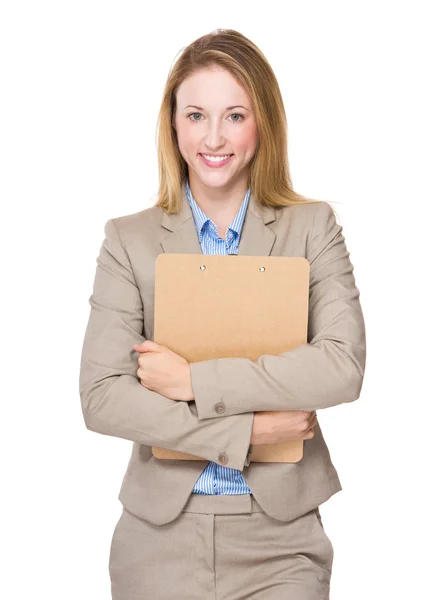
left=133, top=340, right=195, bottom=401
left=250, top=410, right=318, bottom=445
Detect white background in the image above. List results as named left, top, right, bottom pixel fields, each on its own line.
left=1, top=1, right=441, bottom=598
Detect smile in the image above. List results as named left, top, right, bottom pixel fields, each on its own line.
left=199, top=153, right=234, bottom=168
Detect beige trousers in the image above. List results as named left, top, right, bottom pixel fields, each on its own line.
left=109, top=493, right=334, bottom=599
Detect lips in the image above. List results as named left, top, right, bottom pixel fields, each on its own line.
left=198, top=153, right=234, bottom=168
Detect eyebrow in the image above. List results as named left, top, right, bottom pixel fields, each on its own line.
left=184, top=105, right=250, bottom=111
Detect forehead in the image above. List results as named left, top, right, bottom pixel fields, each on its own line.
left=176, top=67, right=251, bottom=108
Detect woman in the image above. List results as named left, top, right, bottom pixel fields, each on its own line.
left=79, top=28, right=366, bottom=599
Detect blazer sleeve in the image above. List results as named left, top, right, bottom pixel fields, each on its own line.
left=190, top=201, right=366, bottom=420
left=79, top=218, right=254, bottom=471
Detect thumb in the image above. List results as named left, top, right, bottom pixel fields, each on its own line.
left=133, top=340, right=162, bottom=353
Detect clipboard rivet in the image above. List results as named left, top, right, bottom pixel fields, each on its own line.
left=200, top=265, right=206, bottom=270
left=259, top=266, right=265, bottom=271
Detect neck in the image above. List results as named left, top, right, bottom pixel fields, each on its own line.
left=187, top=173, right=249, bottom=223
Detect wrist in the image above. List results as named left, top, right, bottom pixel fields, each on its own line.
left=184, top=362, right=195, bottom=401
left=250, top=412, right=262, bottom=445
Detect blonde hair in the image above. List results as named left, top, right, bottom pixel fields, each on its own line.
left=154, top=28, right=322, bottom=214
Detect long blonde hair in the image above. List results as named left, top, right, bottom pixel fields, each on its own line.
left=155, top=28, right=321, bottom=214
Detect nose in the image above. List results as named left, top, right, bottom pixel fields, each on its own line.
left=204, top=121, right=226, bottom=151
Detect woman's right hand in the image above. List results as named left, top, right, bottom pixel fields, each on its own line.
left=250, top=410, right=317, bottom=445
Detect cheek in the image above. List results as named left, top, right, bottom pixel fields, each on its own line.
left=234, top=123, right=258, bottom=152
left=176, top=122, right=198, bottom=151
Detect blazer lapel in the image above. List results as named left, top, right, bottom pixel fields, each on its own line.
left=160, top=181, right=278, bottom=257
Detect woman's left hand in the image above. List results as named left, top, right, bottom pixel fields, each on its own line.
left=133, top=340, right=195, bottom=402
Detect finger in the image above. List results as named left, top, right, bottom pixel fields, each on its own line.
left=307, top=411, right=317, bottom=425
left=308, top=413, right=318, bottom=428
left=134, top=340, right=162, bottom=352
left=133, top=344, right=148, bottom=353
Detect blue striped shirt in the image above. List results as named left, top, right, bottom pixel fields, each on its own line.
left=185, top=178, right=252, bottom=496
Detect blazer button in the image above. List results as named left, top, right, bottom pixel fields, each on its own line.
left=215, top=402, right=226, bottom=414
left=218, top=452, right=228, bottom=465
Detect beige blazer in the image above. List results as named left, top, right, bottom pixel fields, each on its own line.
left=79, top=182, right=366, bottom=526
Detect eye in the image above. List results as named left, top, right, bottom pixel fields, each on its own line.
left=187, top=112, right=203, bottom=122
left=186, top=112, right=245, bottom=122
left=229, top=113, right=244, bottom=122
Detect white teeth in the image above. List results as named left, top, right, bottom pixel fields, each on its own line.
left=201, top=154, right=231, bottom=162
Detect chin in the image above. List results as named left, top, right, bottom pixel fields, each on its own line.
left=194, top=170, right=234, bottom=186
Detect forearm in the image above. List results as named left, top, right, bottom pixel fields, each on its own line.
left=190, top=338, right=364, bottom=419
left=80, top=368, right=254, bottom=470
left=79, top=217, right=254, bottom=471
left=190, top=201, right=366, bottom=420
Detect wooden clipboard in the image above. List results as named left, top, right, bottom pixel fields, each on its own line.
left=151, top=253, right=310, bottom=463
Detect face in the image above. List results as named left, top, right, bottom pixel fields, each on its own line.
left=173, top=66, right=258, bottom=192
